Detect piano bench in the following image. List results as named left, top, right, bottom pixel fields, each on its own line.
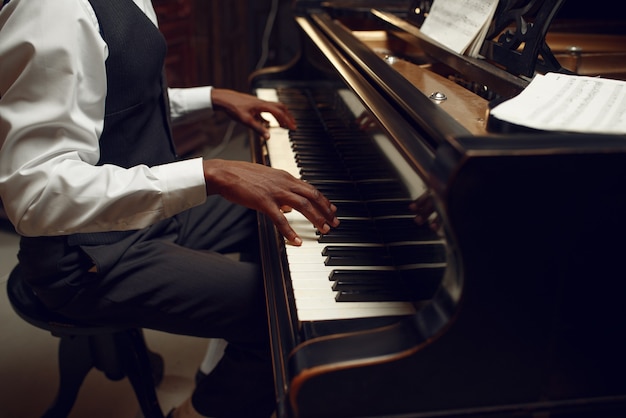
left=6, top=264, right=166, bottom=418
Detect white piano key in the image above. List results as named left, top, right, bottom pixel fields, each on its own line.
left=257, top=88, right=281, bottom=127
left=297, top=305, right=415, bottom=321
left=294, top=297, right=414, bottom=311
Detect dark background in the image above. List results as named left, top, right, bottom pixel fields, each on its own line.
left=155, top=0, right=300, bottom=156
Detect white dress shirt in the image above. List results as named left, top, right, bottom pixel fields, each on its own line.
left=0, top=0, right=212, bottom=237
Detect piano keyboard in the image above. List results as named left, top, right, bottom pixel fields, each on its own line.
left=257, top=87, right=446, bottom=322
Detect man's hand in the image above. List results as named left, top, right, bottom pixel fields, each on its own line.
left=203, top=159, right=339, bottom=246
left=211, top=88, right=296, bottom=140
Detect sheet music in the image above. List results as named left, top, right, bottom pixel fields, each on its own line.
left=489, top=73, right=626, bottom=135
left=419, top=0, right=498, bottom=57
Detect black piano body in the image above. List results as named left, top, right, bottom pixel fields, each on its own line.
left=249, top=1, right=626, bottom=417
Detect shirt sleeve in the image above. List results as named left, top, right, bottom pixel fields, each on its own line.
left=168, top=86, right=214, bottom=120
left=0, top=0, right=207, bottom=237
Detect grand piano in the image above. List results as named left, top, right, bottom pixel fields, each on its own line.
left=248, top=1, right=626, bottom=417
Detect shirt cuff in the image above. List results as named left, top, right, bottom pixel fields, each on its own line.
left=152, top=157, right=207, bottom=217
left=168, top=86, right=214, bottom=119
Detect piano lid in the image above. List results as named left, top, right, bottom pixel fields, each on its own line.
left=319, top=0, right=626, bottom=97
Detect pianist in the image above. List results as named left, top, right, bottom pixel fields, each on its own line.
left=0, top=0, right=339, bottom=417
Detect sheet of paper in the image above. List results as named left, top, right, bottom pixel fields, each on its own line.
left=419, top=0, right=498, bottom=57
left=489, top=73, right=626, bottom=135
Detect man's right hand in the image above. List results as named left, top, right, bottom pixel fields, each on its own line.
left=202, top=159, right=339, bottom=246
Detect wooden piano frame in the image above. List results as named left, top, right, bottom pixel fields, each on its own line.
left=250, top=1, right=626, bottom=417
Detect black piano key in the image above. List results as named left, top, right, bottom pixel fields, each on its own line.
left=301, top=171, right=393, bottom=183
left=293, top=155, right=344, bottom=162
left=326, top=199, right=415, bottom=218
left=325, top=254, right=393, bottom=266
left=354, top=179, right=410, bottom=193
left=333, top=217, right=419, bottom=230
left=293, top=148, right=379, bottom=158
left=297, top=161, right=391, bottom=171
left=295, top=152, right=387, bottom=164
left=300, top=173, right=353, bottom=182
left=310, top=187, right=363, bottom=200
left=366, top=200, right=414, bottom=216
left=335, top=289, right=415, bottom=302
left=330, top=268, right=443, bottom=302
left=317, top=214, right=440, bottom=243
left=329, top=267, right=445, bottom=283
left=320, top=217, right=436, bottom=234
left=332, top=202, right=371, bottom=217
left=311, top=181, right=406, bottom=198
left=318, top=232, right=383, bottom=244
left=320, top=221, right=377, bottom=231
left=299, top=170, right=355, bottom=179
left=307, top=185, right=408, bottom=202
left=388, top=243, right=447, bottom=264
left=295, top=153, right=384, bottom=165
left=332, top=284, right=440, bottom=301
left=325, top=256, right=392, bottom=267
left=322, top=243, right=446, bottom=266
left=322, top=245, right=383, bottom=257
left=380, top=227, right=441, bottom=243
left=332, top=280, right=391, bottom=291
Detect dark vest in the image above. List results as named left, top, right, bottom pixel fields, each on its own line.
left=88, top=0, right=177, bottom=168
left=67, top=0, right=179, bottom=246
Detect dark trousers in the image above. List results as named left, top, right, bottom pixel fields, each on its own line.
left=18, top=196, right=275, bottom=418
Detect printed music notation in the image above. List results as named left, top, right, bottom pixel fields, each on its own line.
left=419, top=0, right=498, bottom=57
left=488, top=72, right=626, bottom=135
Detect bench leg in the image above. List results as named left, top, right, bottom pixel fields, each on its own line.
left=117, top=329, right=165, bottom=418
left=42, top=335, right=93, bottom=418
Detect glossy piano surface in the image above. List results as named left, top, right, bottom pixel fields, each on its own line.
left=249, top=1, right=626, bottom=417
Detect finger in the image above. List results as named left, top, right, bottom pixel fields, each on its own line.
left=260, top=103, right=296, bottom=130
left=299, top=187, right=338, bottom=229
left=283, top=184, right=339, bottom=233
left=277, top=112, right=297, bottom=130
left=256, top=115, right=270, bottom=127
left=255, top=116, right=272, bottom=139
left=268, top=209, right=302, bottom=246
left=409, top=195, right=435, bottom=214
left=251, top=120, right=270, bottom=139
